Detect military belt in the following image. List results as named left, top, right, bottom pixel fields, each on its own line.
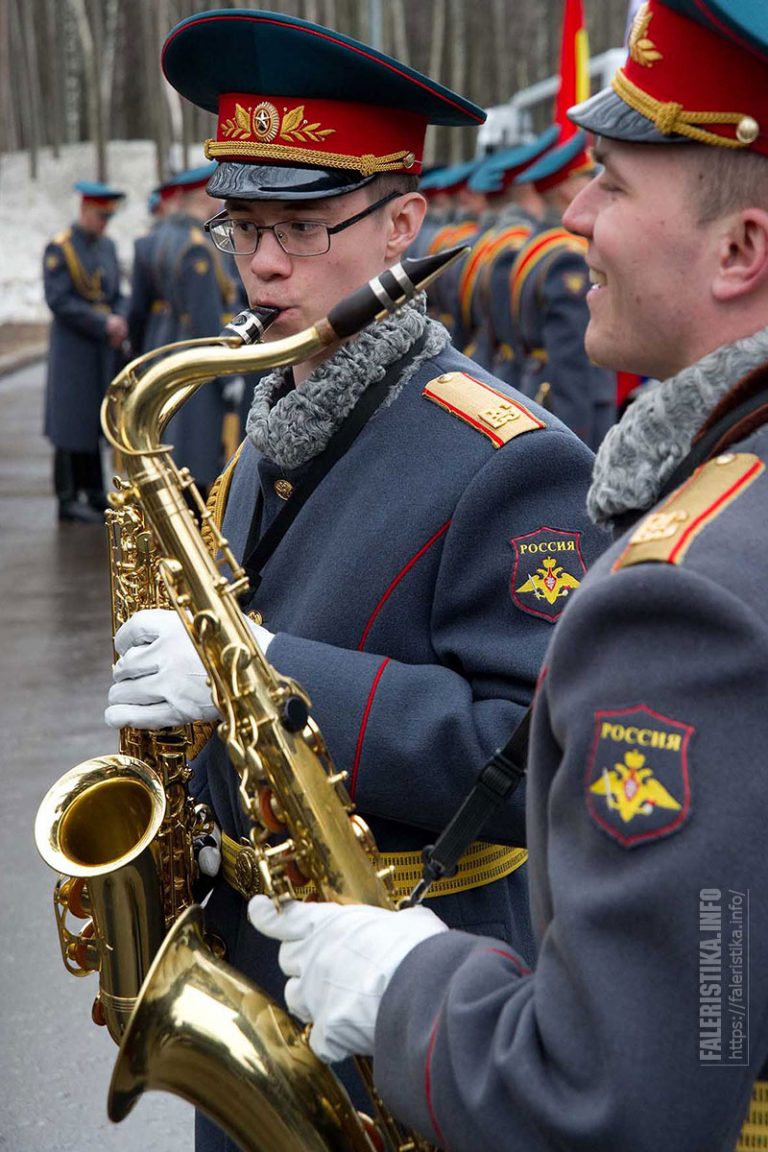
left=737, top=1081, right=768, bottom=1150
left=221, top=831, right=527, bottom=902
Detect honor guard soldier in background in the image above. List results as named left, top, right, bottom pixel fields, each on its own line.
left=405, top=166, right=453, bottom=259
left=105, top=9, right=607, bottom=1150
left=126, top=184, right=169, bottom=358
left=508, top=128, right=617, bottom=449
left=43, top=180, right=127, bottom=523
left=419, top=159, right=487, bottom=335
left=455, top=132, right=554, bottom=374
left=250, top=4, right=768, bottom=1151
left=147, top=161, right=239, bottom=495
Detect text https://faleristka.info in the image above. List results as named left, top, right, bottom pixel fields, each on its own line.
left=699, top=888, right=749, bottom=1066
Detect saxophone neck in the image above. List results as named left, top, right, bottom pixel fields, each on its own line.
left=101, top=247, right=465, bottom=459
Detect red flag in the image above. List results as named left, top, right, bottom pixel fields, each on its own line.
left=554, top=0, right=590, bottom=139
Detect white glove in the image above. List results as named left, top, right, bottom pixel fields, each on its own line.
left=105, top=608, right=274, bottom=730
left=247, top=897, right=447, bottom=1064
left=196, top=821, right=222, bottom=877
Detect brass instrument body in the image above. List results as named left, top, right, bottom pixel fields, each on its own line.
left=107, top=490, right=207, bottom=930
left=103, top=323, right=397, bottom=911
left=110, top=905, right=381, bottom=1152
left=95, top=261, right=460, bottom=1149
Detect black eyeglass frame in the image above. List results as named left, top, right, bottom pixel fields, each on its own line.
left=203, top=190, right=402, bottom=257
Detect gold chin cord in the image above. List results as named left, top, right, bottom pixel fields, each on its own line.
left=43, top=248, right=465, bottom=1152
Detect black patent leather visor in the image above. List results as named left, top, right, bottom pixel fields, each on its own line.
left=206, top=161, right=377, bottom=201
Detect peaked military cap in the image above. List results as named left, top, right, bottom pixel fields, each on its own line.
left=468, top=125, right=561, bottom=193
left=419, top=159, right=484, bottom=196
left=516, top=128, right=596, bottom=192
left=168, top=161, right=220, bottom=192
left=73, top=180, right=126, bottom=209
left=569, top=0, right=768, bottom=155
left=161, top=8, right=486, bottom=200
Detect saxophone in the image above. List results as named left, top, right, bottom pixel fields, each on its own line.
left=34, top=310, right=276, bottom=1042
left=99, top=248, right=463, bottom=1152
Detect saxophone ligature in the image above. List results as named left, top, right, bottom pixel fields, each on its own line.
left=98, top=247, right=465, bottom=1152
left=33, top=307, right=277, bottom=1042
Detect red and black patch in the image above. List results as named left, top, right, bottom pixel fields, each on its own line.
left=585, top=705, right=694, bottom=848
left=510, top=527, right=586, bottom=622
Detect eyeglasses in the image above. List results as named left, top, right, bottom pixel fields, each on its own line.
left=203, top=190, right=401, bottom=257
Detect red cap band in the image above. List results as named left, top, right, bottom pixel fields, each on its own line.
left=81, top=196, right=118, bottom=209
left=616, top=1, right=766, bottom=154
left=206, top=93, right=426, bottom=176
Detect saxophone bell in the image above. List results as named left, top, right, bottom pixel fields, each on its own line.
left=34, top=755, right=167, bottom=1041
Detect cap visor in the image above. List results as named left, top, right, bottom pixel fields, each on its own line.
left=206, top=161, right=377, bottom=200
left=568, top=87, right=693, bottom=146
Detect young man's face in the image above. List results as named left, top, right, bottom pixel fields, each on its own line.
left=227, top=187, right=400, bottom=349
left=563, top=140, right=726, bottom=381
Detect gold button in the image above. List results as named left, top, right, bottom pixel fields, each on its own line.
left=715, top=454, right=735, bottom=465
left=736, top=116, right=759, bottom=145
left=436, top=373, right=454, bottom=384
left=249, top=610, right=263, bottom=626
left=274, top=478, right=293, bottom=500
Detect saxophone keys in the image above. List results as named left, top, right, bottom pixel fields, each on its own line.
left=257, top=785, right=286, bottom=833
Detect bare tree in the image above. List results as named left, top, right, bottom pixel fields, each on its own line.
left=0, top=0, right=635, bottom=177
left=13, top=0, right=43, bottom=177
left=67, top=0, right=106, bottom=178
left=448, top=0, right=467, bottom=164
left=425, top=0, right=447, bottom=167
left=0, top=0, right=17, bottom=154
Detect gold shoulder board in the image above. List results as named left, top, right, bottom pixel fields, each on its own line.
left=423, top=371, right=545, bottom=448
left=614, top=453, right=764, bottom=570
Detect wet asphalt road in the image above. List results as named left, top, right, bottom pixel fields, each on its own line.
left=0, top=360, right=191, bottom=1150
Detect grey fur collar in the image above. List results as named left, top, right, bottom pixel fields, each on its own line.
left=588, top=325, right=768, bottom=527
left=246, top=296, right=450, bottom=470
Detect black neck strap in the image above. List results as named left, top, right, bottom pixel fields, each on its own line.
left=403, top=709, right=530, bottom=907
left=241, top=332, right=428, bottom=596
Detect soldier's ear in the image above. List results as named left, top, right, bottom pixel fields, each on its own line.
left=712, top=208, right=768, bottom=302
left=384, top=192, right=427, bottom=260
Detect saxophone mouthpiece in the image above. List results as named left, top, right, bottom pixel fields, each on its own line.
left=325, top=244, right=468, bottom=340
left=220, top=306, right=280, bottom=345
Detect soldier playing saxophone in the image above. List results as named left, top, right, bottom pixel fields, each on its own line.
left=105, top=10, right=608, bottom=1151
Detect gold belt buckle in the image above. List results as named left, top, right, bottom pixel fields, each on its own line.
left=233, top=843, right=263, bottom=898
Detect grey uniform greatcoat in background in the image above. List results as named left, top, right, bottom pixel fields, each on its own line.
left=374, top=364, right=768, bottom=1152
left=192, top=324, right=608, bottom=1151
left=152, top=212, right=237, bottom=490
left=43, top=224, right=122, bottom=453
left=511, top=224, right=616, bottom=452
left=127, top=224, right=167, bottom=358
